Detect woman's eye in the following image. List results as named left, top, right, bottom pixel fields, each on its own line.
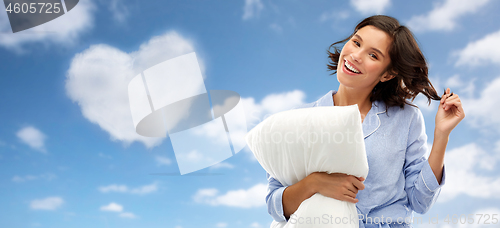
left=369, top=53, right=378, bottom=59
left=353, top=40, right=360, bottom=47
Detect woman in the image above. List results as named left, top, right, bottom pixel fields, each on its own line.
left=266, top=15, right=465, bottom=227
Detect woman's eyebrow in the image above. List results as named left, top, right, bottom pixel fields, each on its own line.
left=354, top=34, right=386, bottom=58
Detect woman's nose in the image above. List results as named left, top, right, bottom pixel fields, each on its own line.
left=350, top=53, right=361, bottom=63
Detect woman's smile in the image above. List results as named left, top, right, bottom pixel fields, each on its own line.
left=342, top=58, right=362, bottom=75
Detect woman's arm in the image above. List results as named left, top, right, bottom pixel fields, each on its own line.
left=404, top=88, right=464, bottom=214
left=266, top=173, right=288, bottom=222
left=282, top=172, right=365, bottom=219
left=427, top=132, right=448, bottom=184
left=428, top=88, right=465, bottom=184
left=266, top=172, right=365, bottom=221
left=282, top=175, right=317, bottom=219
left=403, top=108, right=442, bottom=214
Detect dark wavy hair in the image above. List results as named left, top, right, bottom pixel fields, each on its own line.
left=327, top=15, right=441, bottom=109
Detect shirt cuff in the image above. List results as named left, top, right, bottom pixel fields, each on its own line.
left=272, top=186, right=289, bottom=222
left=420, top=160, right=445, bottom=193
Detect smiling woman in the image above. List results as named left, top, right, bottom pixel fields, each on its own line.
left=265, top=15, right=466, bottom=228
left=327, top=15, right=442, bottom=112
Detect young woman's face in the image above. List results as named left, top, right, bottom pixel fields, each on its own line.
left=337, top=25, right=393, bottom=90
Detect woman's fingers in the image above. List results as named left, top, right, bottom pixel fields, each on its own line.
left=445, top=100, right=463, bottom=112
left=344, top=188, right=357, bottom=198
left=343, top=195, right=359, bottom=203
left=440, top=92, right=446, bottom=104
left=319, top=173, right=364, bottom=203
left=346, top=184, right=358, bottom=195
left=343, top=182, right=359, bottom=203
left=441, top=88, right=453, bottom=104
left=342, top=190, right=358, bottom=203
left=345, top=177, right=364, bottom=203
left=443, top=94, right=463, bottom=111
left=444, top=96, right=460, bottom=107
left=351, top=177, right=365, bottom=190
left=441, top=89, right=460, bottom=110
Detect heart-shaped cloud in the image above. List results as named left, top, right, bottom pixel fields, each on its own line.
left=65, top=31, right=202, bottom=148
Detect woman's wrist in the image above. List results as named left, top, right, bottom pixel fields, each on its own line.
left=306, top=172, right=320, bottom=195
left=434, top=128, right=450, bottom=140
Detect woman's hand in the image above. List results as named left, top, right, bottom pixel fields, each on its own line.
left=309, top=172, right=365, bottom=203
left=282, top=172, right=364, bottom=219
left=435, top=88, right=465, bottom=135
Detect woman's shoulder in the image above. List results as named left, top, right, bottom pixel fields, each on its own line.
left=291, top=90, right=335, bottom=110
left=381, top=99, right=426, bottom=123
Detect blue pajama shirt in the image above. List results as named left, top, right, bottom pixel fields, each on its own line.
left=265, top=90, right=445, bottom=228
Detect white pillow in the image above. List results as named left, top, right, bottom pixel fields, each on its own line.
left=246, top=105, right=368, bottom=228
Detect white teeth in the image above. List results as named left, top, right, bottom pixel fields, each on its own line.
left=344, top=60, right=360, bottom=73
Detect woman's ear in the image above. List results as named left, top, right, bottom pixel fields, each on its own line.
left=380, top=72, right=396, bottom=82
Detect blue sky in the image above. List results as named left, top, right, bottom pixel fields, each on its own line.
left=1, top=0, right=500, bottom=227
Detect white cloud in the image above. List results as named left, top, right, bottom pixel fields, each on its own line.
left=243, top=90, right=306, bottom=129
left=242, top=0, right=264, bottom=20
left=445, top=74, right=463, bottom=88
left=216, top=222, right=228, bottom=228
left=461, top=76, right=500, bottom=131
left=191, top=94, right=249, bottom=153
left=193, top=188, right=218, bottom=200
left=190, top=121, right=232, bottom=153
left=98, top=182, right=158, bottom=195
left=444, top=74, right=475, bottom=98
left=349, top=0, right=390, bottom=15
left=193, top=183, right=267, bottom=208
left=0, top=0, right=95, bottom=52
left=155, top=156, right=172, bottom=166
left=414, top=74, right=474, bottom=113
left=30, top=197, right=64, bottom=210
left=407, top=0, right=491, bottom=32
left=100, top=202, right=123, bottom=212
left=108, top=0, right=129, bottom=23
left=129, top=183, right=158, bottom=195
left=250, top=222, right=262, bottom=228
left=438, top=143, right=500, bottom=202
left=16, top=126, right=47, bottom=153
left=191, top=90, right=305, bottom=161
left=12, top=173, right=56, bottom=183
left=99, top=184, right=128, bottom=193
left=100, top=203, right=137, bottom=219
left=269, top=23, right=283, bottom=33
left=454, top=29, right=500, bottom=67
left=65, top=31, right=198, bottom=148
left=119, top=212, right=137, bottom=219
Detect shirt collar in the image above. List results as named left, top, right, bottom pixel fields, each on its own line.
left=317, top=90, right=386, bottom=139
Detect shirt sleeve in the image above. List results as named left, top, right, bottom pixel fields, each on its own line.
left=266, top=172, right=289, bottom=222
left=403, top=108, right=446, bottom=214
